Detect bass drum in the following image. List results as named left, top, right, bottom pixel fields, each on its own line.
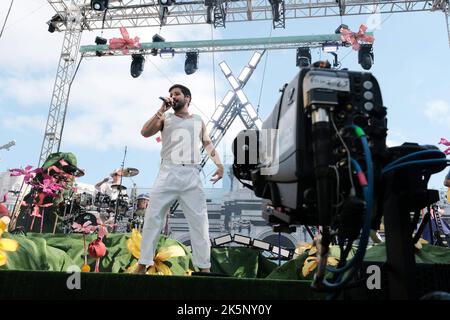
left=73, top=212, right=98, bottom=229
left=94, top=193, right=111, bottom=209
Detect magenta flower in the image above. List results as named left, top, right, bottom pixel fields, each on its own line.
left=72, top=221, right=98, bottom=234
left=9, top=166, right=42, bottom=183
left=40, top=178, right=64, bottom=197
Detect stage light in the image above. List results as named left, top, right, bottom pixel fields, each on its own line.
left=95, top=36, right=107, bottom=45
left=221, top=91, right=234, bottom=107
left=238, top=66, right=252, bottom=83
left=227, top=75, right=240, bottom=90
left=91, top=0, right=109, bottom=11
left=252, top=239, right=271, bottom=251
left=95, top=36, right=107, bottom=56
left=151, top=34, right=165, bottom=56
left=358, top=44, right=374, bottom=70
left=323, top=42, right=338, bottom=53
left=268, top=0, right=281, bottom=22
left=234, top=234, right=252, bottom=245
left=271, top=245, right=291, bottom=258
left=48, top=23, right=56, bottom=33
left=159, top=0, right=174, bottom=5
left=219, top=61, right=232, bottom=77
left=46, top=14, right=64, bottom=33
left=244, top=103, right=258, bottom=119
left=213, top=234, right=232, bottom=246
left=296, top=47, right=311, bottom=68
left=211, top=104, right=225, bottom=122
left=130, top=54, right=145, bottom=78
left=184, top=51, right=199, bottom=75
left=235, top=89, right=248, bottom=105
left=160, top=48, right=175, bottom=59
left=249, top=51, right=262, bottom=68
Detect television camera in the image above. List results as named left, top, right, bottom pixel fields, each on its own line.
left=232, top=66, right=448, bottom=298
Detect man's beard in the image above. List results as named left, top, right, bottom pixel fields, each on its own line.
left=172, top=100, right=185, bottom=111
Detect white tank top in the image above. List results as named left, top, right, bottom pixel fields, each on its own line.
left=160, top=113, right=203, bottom=164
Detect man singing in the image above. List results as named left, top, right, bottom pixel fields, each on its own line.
left=134, top=84, right=223, bottom=274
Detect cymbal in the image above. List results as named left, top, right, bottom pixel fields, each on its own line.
left=111, top=184, right=127, bottom=191
left=119, top=167, right=139, bottom=177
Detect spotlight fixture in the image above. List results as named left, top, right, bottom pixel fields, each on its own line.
left=322, top=42, right=339, bottom=53
left=268, top=0, right=281, bottom=22
left=213, top=234, right=233, bottom=246
left=95, top=36, right=107, bottom=57
left=358, top=44, right=374, bottom=70
left=335, top=23, right=349, bottom=34
left=233, top=234, right=251, bottom=246
left=91, top=0, right=109, bottom=11
left=252, top=239, right=271, bottom=251
left=46, top=14, right=64, bottom=33
left=271, top=245, right=291, bottom=259
left=151, top=34, right=165, bottom=56
left=268, top=0, right=285, bottom=28
left=160, top=48, right=175, bottom=59
left=48, top=23, right=56, bottom=33
left=184, top=51, right=199, bottom=75
left=296, top=47, right=311, bottom=68
left=159, top=0, right=175, bottom=5
left=130, top=54, right=145, bottom=78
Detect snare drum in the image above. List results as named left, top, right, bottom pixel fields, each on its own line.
left=109, top=196, right=129, bottom=215
left=94, top=193, right=111, bottom=209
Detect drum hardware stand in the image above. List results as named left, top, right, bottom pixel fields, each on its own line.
left=431, top=205, right=450, bottom=247
left=113, top=146, right=127, bottom=232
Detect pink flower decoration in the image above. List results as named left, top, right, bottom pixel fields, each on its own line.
left=108, top=27, right=141, bottom=55
left=439, top=138, right=450, bottom=146
left=72, top=221, right=98, bottom=234
left=9, top=166, right=42, bottom=183
left=96, top=216, right=116, bottom=239
left=340, top=24, right=375, bottom=51
left=40, top=178, right=64, bottom=197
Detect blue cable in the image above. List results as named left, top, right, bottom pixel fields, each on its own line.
left=382, top=159, right=450, bottom=175
left=383, top=149, right=445, bottom=171
left=322, top=126, right=373, bottom=288
left=326, top=158, right=367, bottom=274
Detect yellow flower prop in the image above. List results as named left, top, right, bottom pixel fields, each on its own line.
left=301, top=255, right=339, bottom=277
left=414, top=238, right=428, bottom=250
left=296, top=241, right=339, bottom=277
left=126, top=229, right=186, bottom=275
left=0, top=217, right=19, bottom=267
left=147, top=245, right=186, bottom=275
left=127, top=228, right=142, bottom=259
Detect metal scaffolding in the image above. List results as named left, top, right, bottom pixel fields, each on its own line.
left=79, top=33, right=367, bottom=56
left=48, top=0, right=440, bottom=30
left=39, top=4, right=83, bottom=166
left=39, top=0, right=448, bottom=164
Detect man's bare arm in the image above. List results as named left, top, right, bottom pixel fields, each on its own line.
left=201, top=121, right=224, bottom=183
left=141, top=99, right=173, bottom=138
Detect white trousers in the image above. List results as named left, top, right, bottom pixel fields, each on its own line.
left=139, top=163, right=211, bottom=269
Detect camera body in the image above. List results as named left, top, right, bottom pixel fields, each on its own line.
left=232, top=67, right=388, bottom=226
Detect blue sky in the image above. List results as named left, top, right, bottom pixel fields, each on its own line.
left=0, top=0, right=449, bottom=192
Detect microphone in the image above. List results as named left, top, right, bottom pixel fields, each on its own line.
left=159, top=97, right=172, bottom=107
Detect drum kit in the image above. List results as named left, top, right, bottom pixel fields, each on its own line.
left=58, top=167, right=145, bottom=234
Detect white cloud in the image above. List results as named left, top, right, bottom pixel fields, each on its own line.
left=424, top=100, right=450, bottom=124
left=0, top=114, right=46, bottom=132
left=0, top=75, right=54, bottom=107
